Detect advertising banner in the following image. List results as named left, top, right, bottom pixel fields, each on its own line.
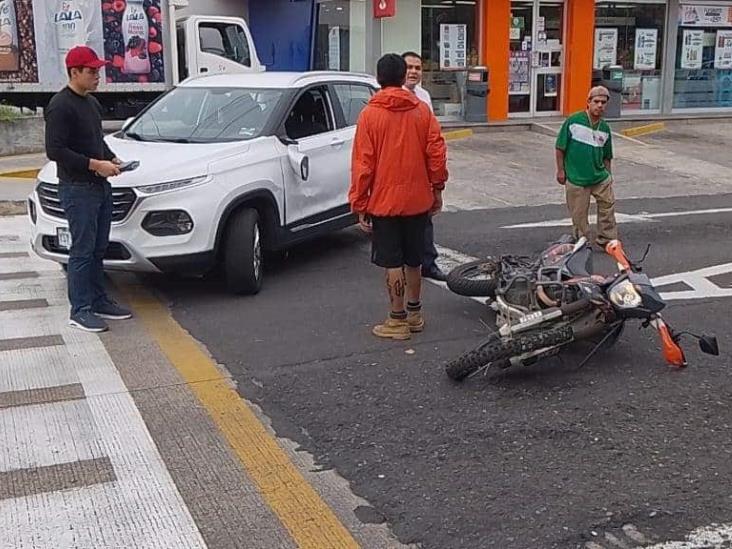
left=0, top=0, right=164, bottom=86
left=681, top=29, right=704, bottom=68
left=634, top=28, right=658, bottom=70
left=0, top=0, right=39, bottom=83
left=715, top=29, right=732, bottom=68
left=593, top=28, right=617, bottom=70
left=32, top=0, right=104, bottom=87
left=680, top=5, right=732, bottom=27
left=373, top=0, right=395, bottom=19
left=440, top=23, right=467, bottom=69
left=508, top=51, right=529, bottom=93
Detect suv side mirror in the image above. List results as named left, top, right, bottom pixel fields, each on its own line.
left=287, top=145, right=309, bottom=181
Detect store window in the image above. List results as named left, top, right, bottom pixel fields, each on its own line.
left=421, top=0, right=482, bottom=119
left=313, top=0, right=367, bottom=72
left=594, top=2, right=666, bottom=112
left=673, top=4, right=732, bottom=109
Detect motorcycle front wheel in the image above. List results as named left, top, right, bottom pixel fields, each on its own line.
left=445, top=325, right=574, bottom=381
left=446, top=258, right=500, bottom=297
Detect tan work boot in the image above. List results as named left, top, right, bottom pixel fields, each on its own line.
left=407, top=311, right=424, bottom=332
left=372, top=317, right=411, bottom=340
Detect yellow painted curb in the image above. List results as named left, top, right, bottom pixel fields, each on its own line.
left=620, top=122, right=665, bottom=138
left=0, top=168, right=40, bottom=179
left=118, top=283, right=360, bottom=549
left=443, top=128, right=473, bottom=141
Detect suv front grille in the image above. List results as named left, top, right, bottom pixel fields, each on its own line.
left=37, top=182, right=137, bottom=222
left=41, top=236, right=132, bottom=260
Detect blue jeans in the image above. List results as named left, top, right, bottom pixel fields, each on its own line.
left=422, top=217, right=439, bottom=272
left=58, top=181, right=112, bottom=316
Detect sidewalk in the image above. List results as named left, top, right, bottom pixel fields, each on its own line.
left=0, top=152, right=46, bottom=208
left=0, top=215, right=405, bottom=549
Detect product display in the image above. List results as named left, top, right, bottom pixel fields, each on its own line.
left=122, top=0, right=148, bottom=74
left=0, top=0, right=38, bottom=82
left=54, top=0, right=86, bottom=73
left=102, top=0, right=163, bottom=83
left=0, top=0, right=19, bottom=72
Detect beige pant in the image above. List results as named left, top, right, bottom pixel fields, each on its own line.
left=565, top=178, right=618, bottom=246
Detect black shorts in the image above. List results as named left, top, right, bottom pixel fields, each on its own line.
left=370, top=213, right=429, bottom=269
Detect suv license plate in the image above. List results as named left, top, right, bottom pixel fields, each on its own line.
left=57, top=228, right=72, bottom=250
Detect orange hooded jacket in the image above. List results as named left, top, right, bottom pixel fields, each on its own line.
left=348, top=87, right=448, bottom=217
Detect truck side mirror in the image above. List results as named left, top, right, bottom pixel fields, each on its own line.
left=287, top=145, right=309, bottom=181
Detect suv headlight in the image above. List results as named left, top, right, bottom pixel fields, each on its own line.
left=608, top=280, right=642, bottom=308
left=136, top=175, right=209, bottom=195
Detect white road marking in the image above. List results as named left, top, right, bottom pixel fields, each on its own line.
left=643, top=523, right=732, bottom=548
left=653, top=262, right=732, bottom=301
left=501, top=207, right=732, bottom=229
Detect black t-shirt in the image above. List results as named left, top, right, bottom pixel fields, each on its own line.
left=44, top=87, right=116, bottom=184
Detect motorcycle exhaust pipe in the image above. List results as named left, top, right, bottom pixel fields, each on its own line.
left=501, top=299, right=591, bottom=336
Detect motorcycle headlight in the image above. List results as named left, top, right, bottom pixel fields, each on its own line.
left=136, top=175, right=209, bottom=196
left=609, top=279, right=642, bottom=308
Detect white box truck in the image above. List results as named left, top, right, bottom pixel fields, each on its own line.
left=0, top=0, right=262, bottom=118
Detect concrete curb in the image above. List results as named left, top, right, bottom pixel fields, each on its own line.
left=0, top=201, right=27, bottom=216
left=444, top=128, right=474, bottom=141
left=0, top=169, right=39, bottom=179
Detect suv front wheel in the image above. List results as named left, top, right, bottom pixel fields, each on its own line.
left=223, top=208, right=263, bottom=294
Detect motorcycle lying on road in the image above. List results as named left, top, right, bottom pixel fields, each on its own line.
left=444, top=236, right=719, bottom=381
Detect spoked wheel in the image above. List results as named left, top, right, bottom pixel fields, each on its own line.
left=446, top=258, right=500, bottom=297
left=445, top=325, right=574, bottom=381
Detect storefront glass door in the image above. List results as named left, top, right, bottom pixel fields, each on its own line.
left=509, top=0, right=564, bottom=116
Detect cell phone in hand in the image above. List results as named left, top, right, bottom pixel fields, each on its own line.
left=118, top=160, right=140, bottom=173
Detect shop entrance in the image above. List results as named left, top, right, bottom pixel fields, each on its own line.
left=508, top=0, right=564, bottom=116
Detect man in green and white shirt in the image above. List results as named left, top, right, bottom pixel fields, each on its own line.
left=555, top=86, right=618, bottom=248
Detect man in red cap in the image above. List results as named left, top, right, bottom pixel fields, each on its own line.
left=45, top=46, right=132, bottom=332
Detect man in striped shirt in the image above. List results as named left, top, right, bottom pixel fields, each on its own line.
left=555, top=86, right=618, bottom=248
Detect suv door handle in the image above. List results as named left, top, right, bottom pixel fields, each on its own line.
left=200, top=67, right=208, bottom=73
left=330, top=138, right=345, bottom=147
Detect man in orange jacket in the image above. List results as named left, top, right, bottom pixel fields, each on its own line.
left=349, top=53, right=448, bottom=340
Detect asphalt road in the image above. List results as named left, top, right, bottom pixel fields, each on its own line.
left=147, top=192, right=732, bottom=549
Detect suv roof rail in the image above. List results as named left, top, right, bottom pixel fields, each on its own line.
left=291, top=71, right=375, bottom=84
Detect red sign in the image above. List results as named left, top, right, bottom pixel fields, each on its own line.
left=373, top=0, right=396, bottom=18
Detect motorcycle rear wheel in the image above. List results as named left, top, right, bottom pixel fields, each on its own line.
left=445, top=325, right=574, bottom=381
left=446, top=258, right=500, bottom=297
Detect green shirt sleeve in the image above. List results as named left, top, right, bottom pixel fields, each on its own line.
left=555, top=119, right=570, bottom=151
left=603, top=127, right=613, bottom=160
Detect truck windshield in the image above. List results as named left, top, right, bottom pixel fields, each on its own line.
left=124, top=87, right=283, bottom=143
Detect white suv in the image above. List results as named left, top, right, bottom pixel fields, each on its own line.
left=29, top=71, right=378, bottom=294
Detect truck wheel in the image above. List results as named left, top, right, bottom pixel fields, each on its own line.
left=223, top=208, right=263, bottom=295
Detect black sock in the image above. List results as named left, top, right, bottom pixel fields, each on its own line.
left=389, top=310, right=407, bottom=320
left=406, top=301, right=421, bottom=312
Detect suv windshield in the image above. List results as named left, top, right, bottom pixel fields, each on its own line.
left=125, top=87, right=283, bottom=143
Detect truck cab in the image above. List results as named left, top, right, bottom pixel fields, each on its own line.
left=175, top=15, right=264, bottom=82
